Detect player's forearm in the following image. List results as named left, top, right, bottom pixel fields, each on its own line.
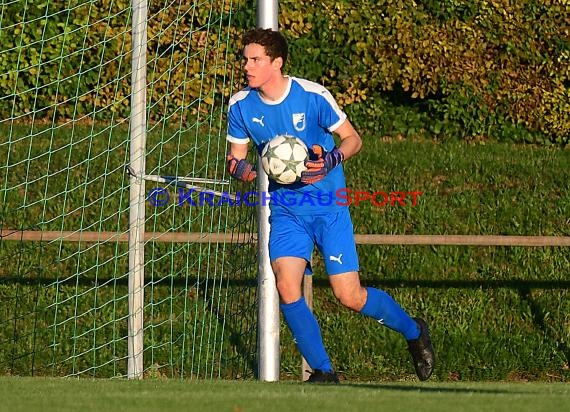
left=227, top=142, right=256, bottom=182
left=337, top=133, right=362, bottom=161
left=229, top=142, right=249, bottom=160
left=334, top=119, right=362, bottom=161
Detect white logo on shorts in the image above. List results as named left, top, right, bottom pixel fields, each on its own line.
left=329, top=253, right=343, bottom=264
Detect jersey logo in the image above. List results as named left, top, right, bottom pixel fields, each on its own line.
left=329, top=253, right=343, bottom=264
left=292, top=113, right=306, bottom=132
left=252, top=116, right=265, bottom=127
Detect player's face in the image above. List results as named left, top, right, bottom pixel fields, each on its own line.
left=242, top=43, right=280, bottom=89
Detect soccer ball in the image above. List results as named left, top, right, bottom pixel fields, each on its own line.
left=261, top=135, right=308, bottom=184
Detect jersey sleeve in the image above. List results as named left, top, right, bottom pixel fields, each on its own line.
left=316, top=87, right=347, bottom=132
left=226, top=92, right=250, bottom=144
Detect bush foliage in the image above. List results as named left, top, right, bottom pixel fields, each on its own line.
left=281, top=0, right=569, bottom=143
left=0, top=0, right=568, bottom=143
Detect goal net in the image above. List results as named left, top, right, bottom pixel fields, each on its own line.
left=0, top=0, right=259, bottom=379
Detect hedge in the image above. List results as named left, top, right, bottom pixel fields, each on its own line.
left=0, top=0, right=568, bottom=143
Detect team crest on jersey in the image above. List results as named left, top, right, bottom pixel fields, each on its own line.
left=292, top=113, right=306, bottom=132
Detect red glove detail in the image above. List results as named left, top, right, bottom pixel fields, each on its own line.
left=227, top=153, right=257, bottom=182
left=300, top=145, right=344, bottom=184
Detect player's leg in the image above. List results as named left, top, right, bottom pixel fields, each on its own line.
left=272, top=257, right=335, bottom=376
left=327, top=271, right=419, bottom=339
left=269, top=213, right=337, bottom=381
left=325, top=270, right=366, bottom=311
left=318, top=208, right=435, bottom=380
left=329, top=272, right=435, bottom=380
left=317, top=208, right=419, bottom=336
left=271, top=256, right=305, bottom=303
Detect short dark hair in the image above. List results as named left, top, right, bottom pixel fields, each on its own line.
left=242, top=28, right=288, bottom=65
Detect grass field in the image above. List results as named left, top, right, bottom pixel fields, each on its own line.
left=0, top=377, right=568, bottom=412
left=2, top=124, right=569, bottom=381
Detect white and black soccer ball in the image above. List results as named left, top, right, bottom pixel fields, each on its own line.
left=261, top=135, right=308, bottom=184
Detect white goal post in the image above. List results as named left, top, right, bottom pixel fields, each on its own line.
left=255, top=0, right=281, bottom=383
left=127, top=0, right=148, bottom=380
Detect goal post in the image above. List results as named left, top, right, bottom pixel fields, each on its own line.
left=127, top=0, right=148, bottom=380
left=255, top=0, right=281, bottom=383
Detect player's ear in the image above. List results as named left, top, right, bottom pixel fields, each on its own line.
left=272, top=56, right=283, bottom=71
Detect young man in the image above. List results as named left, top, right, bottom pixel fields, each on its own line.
left=225, top=28, right=435, bottom=383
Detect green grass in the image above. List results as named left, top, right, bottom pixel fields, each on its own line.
left=0, top=377, right=568, bottom=412
left=1, top=124, right=569, bottom=381
left=345, top=138, right=570, bottom=236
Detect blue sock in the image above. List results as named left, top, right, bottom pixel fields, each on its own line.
left=280, top=297, right=333, bottom=372
left=360, top=287, right=420, bottom=340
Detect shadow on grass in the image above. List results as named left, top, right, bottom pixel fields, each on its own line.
left=2, top=275, right=568, bottom=377
left=3, top=276, right=570, bottom=290
left=339, top=382, right=530, bottom=394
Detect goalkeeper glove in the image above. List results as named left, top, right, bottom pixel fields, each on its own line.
left=300, top=144, right=344, bottom=184
left=227, top=153, right=257, bottom=182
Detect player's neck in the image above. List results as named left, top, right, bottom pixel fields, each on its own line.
left=258, top=75, right=289, bottom=102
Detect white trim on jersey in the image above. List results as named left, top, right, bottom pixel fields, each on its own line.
left=329, top=116, right=347, bottom=132
left=293, top=77, right=329, bottom=95
left=228, top=89, right=250, bottom=106
left=227, top=135, right=250, bottom=144
left=258, top=77, right=293, bottom=105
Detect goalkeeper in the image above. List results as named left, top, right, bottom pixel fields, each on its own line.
left=226, top=28, right=435, bottom=383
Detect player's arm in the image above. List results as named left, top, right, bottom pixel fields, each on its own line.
left=301, top=119, right=362, bottom=184
left=227, top=141, right=257, bottom=182
left=334, top=119, right=362, bottom=161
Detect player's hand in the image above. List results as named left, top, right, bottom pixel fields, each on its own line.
left=300, top=145, right=344, bottom=184
left=227, top=153, right=257, bottom=182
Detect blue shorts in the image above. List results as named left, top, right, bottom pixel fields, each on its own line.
left=268, top=208, right=359, bottom=275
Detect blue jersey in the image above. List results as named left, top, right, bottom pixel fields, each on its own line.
left=226, top=76, right=347, bottom=214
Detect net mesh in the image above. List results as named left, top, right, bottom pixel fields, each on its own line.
left=0, top=0, right=258, bottom=378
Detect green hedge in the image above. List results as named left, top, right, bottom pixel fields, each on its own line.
left=281, top=0, right=569, bottom=143
left=0, top=0, right=568, bottom=143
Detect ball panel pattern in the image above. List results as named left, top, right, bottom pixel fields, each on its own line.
left=261, top=135, right=308, bottom=184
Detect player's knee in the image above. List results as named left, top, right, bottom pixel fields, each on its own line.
left=275, top=279, right=301, bottom=304
left=275, top=278, right=289, bottom=297
left=334, top=287, right=366, bottom=312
